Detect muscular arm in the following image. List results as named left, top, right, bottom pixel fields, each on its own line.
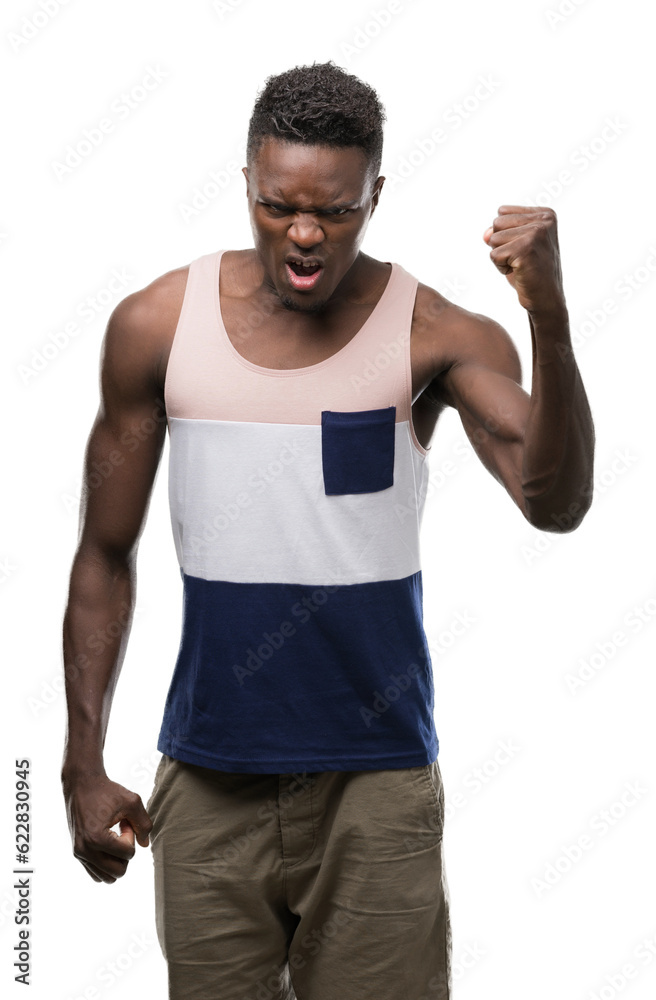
left=422, top=206, right=595, bottom=533
left=428, top=303, right=595, bottom=532
left=520, top=305, right=595, bottom=530
left=61, top=281, right=171, bottom=883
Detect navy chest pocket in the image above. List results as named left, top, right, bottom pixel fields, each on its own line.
left=321, top=406, right=396, bottom=495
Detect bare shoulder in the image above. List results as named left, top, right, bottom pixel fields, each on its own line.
left=102, top=264, right=189, bottom=395
left=412, top=279, right=523, bottom=406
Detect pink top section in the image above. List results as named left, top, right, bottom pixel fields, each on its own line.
left=165, top=249, right=422, bottom=437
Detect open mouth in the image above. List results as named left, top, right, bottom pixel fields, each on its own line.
left=285, top=261, right=324, bottom=290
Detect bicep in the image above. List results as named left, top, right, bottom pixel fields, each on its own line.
left=77, top=297, right=167, bottom=566
left=438, top=314, right=530, bottom=510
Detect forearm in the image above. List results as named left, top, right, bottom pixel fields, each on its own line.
left=521, top=306, right=595, bottom=530
left=61, top=550, right=135, bottom=779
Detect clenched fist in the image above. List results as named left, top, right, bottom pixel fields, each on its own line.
left=483, top=205, right=567, bottom=315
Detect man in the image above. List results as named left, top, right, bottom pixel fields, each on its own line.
left=61, top=60, right=595, bottom=1000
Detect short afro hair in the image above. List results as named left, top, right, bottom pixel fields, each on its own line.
left=246, top=60, right=386, bottom=185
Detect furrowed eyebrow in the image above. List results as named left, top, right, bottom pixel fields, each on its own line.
left=258, top=198, right=358, bottom=212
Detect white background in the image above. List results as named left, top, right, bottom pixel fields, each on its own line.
left=2, top=0, right=655, bottom=998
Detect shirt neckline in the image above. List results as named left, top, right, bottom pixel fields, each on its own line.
left=213, top=249, right=398, bottom=377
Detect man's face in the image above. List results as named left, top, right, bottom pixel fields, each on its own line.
left=242, top=137, right=385, bottom=314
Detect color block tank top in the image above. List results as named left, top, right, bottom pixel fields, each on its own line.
left=158, top=249, right=439, bottom=773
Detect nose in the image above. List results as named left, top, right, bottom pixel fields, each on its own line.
left=287, top=213, right=325, bottom=248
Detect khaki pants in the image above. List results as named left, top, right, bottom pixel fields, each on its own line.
left=147, top=755, right=452, bottom=1000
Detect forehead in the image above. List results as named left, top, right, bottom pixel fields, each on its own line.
left=250, top=137, right=371, bottom=202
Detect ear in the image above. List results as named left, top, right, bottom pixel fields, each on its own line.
left=370, top=176, right=385, bottom=214
left=242, top=166, right=249, bottom=194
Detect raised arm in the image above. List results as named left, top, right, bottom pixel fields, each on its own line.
left=61, top=278, right=174, bottom=883
left=428, top=206, right=595, bottom=532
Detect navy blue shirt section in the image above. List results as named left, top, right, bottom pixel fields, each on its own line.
left=158, top=570, right=439, bottom=773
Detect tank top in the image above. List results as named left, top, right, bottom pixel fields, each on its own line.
left=157, top=248, right=439, bottom=773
